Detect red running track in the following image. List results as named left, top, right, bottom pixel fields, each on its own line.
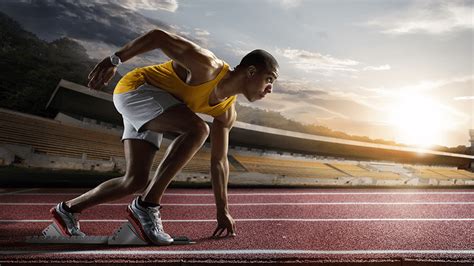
left=0, top=187, right=473, bottom=265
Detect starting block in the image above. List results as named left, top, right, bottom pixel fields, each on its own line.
left=25, top=222, right=195, bottom=245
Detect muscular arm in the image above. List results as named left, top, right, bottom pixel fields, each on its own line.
left=116, top=29, right=218, bottom=73
left=88, top=29, right=220, bottom=90
left=210, top=105, right=237, bottom=213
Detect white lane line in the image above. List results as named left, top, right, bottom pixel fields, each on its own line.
left=1, top=202, right=474, bottom=206
left=0, top=188, right=38, bottom=196
left=9, top=191, right=474, bottom=196
left=1, top=218, right=473, bottom=223
left=0, top=249, right=473, bottom=255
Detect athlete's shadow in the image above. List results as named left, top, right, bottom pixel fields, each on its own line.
left=193, top=235, right=236, bottom=243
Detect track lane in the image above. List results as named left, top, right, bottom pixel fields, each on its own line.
left=0, top=187, right=472, bottom=263
left=2, top=188, right=474, bottom=204
left=0, top=220, right=472, bottom=261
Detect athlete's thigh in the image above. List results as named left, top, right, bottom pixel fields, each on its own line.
left=141, top=104, right=206, bottom=134
left=123, top=139, right=156, bottom=180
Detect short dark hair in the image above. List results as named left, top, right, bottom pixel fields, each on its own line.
left=236, top=49, right=279, bottom=72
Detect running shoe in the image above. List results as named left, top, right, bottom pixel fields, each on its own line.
left=127, top=196, right=174, bottom=245
left=49, top=202, right=86, bottom=237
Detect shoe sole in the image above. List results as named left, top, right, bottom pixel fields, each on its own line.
left=49, top=206, right=72, bottom=237
left=126, top=205, right=173, bottom=246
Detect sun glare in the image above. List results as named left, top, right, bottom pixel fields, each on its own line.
left=388, top=94, right=445, bottom=148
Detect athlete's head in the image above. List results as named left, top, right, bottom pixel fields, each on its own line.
left=236, top=49, right=279, bottom=102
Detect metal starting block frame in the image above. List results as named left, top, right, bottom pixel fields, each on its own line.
left=25, top=222, right=195, bottom=245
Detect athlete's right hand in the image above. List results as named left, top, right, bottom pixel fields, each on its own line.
left=87, top=57, right=117, bottom=91
left=212, top=210, right=236, bottom=238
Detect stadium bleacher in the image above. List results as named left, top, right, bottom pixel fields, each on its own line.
left=1, top=108, right=473, bottom=186
left=233, top=154, right=348, bottom=179
left=410, top=166, right=474, bottom=180
left=0, top=109, right=124, bottom=161
left=430, top=168, right=474, bottom=179
left=0, top=109, right=216, bottom=174
left=329, top=163, right=402, bottom=180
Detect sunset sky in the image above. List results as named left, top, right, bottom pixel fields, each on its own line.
left=2, top=0, right=472, bottom=148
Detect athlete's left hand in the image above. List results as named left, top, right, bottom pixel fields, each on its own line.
left=212, top=210, right=236, bottom=238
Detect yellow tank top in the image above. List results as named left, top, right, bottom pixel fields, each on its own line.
left=113, top=60, right=236, bottom=117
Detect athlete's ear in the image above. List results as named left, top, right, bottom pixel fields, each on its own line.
left=247, top=65, right=256, bottom=78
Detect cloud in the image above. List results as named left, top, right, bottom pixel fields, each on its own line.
left=276, top=48, right=360, bottom=74
left=240, top=81, right=469, bottom=147
left=223, top=36, right=262, bottom=57
left=194, top=28, right=210, bottom=36
left=268, top=74, right=473, bottom=146
left=399, top=75, right=474, bottom=94
left=267, top=0, right=303, bottom=9
left=366, top=0, right=473, bottom=35
left=361, top=75, right=474, bottom=97
left=363, top=64, right=391, bottom=71
left=314, top=116, right=398, bottom=141
left=72, top=38, right=167, bottom=74
left=225, top=43, right=248, bottom=57
left=0, top=0, right=171, bottom=46
left=0, top=0, right=211, bottom=63
left=273, top=79, right=328, bottom=95
left=191, top=28, right=211, bottom=47
left=110, top=0, right=178, bottom=12
left=238, top=76, right=385, bottom=129
left=170, top=25, right=213, bottom=48
left=238, top=92, right=349, bottom=121
left=325, top=90, right=383, bottom=112
left=454, top=96, right=474, bottom=100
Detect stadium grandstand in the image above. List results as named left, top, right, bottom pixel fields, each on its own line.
left=0, top=79, right=473, bottom=187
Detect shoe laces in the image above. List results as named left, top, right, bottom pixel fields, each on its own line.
left=147, top=206, right=164, bottom=232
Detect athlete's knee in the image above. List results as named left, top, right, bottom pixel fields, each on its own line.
left=188, top=120, right=210, bottom=139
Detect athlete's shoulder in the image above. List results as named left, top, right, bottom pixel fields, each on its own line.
left=197, top=47, right=227, bottom=70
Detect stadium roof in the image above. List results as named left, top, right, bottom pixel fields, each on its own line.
left=46, top=79, right=474, bottom=167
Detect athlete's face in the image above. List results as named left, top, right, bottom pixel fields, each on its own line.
left=244, top=65, right=279, bottom=102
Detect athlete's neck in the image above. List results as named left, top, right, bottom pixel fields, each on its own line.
left=215, top=69, right=245, bottom=99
